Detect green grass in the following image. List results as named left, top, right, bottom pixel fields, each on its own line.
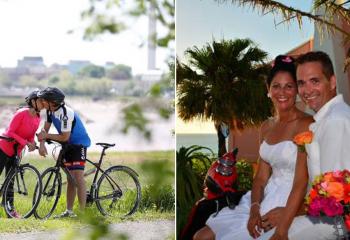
left=0, top=150, right=174, bottom=233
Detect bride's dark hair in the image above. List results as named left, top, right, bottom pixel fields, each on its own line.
left=267, top=55, right=296, bottom=87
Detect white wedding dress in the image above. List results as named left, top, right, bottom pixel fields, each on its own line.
left=206, top=140, right=298, bottom=240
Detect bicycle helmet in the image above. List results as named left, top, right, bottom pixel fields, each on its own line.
left=37, top=87, right=65, bottom=105
left=25, top=90, right=39, bottom=106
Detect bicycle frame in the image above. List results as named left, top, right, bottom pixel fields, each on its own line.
left=47, top=141, right=124, bottom=202
left=0, top=136, right=36, bottom=208
left=85, top=147, right=125, bottom=202
left=39, top=140, right=141, bottom=218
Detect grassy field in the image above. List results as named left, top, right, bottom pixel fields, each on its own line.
left=0, top=150, right=175, bottom=233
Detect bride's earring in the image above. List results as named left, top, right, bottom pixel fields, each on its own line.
left=267, top=93, right=271, bottom=98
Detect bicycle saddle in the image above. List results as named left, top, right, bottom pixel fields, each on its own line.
left=96, top=142, right=115, bottom=148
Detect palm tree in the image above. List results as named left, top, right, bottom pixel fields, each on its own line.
left=177, top=38, right=272, bottom=157
left=215, top=0, right=350, bottom=69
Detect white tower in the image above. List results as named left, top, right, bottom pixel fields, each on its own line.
left=147, top=2, right=157, bottom=70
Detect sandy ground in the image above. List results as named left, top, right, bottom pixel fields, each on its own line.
left=0, top=98, right=175, bottom=152
left=0, top=220, right=175, bottom=240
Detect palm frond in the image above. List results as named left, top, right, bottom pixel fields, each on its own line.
left=176, top=38, right=272, bottom=125
left=216, top=0, right=350, bottom=40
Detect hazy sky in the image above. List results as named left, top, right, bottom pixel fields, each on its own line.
left=0, top=0, right=169, bottom=74
left=177, top=0, right=314, bottom=61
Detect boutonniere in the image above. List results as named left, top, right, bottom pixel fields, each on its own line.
left=293, top=131, right=313, bottom=152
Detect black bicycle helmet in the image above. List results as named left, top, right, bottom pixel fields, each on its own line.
left=25, top=90, right=39, bottom=106
left=37, top=87, right=65, bottom=105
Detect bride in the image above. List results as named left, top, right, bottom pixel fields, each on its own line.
left=193, top=55, right=313, bottom=240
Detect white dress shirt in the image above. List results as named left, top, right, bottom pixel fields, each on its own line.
left=306, top=94, right=350, bottom=183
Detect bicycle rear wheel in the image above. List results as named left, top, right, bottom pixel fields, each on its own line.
left=96, top=166, right=141, bottom=217
left=3, top=164, right=42, bottom=218
left=34, top=167, right=62, bottom=219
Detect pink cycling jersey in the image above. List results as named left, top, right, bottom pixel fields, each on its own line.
left=0, top=108, right=40, bottom=157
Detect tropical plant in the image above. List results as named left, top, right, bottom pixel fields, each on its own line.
left=176, top=145, right=214, bottom=236
left=216, top=0, right=350, bottom=69
left=177, top=38, right=272, bottom=157
left=236, top=159, right=254, bottom=192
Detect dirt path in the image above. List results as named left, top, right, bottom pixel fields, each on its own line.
left=0, top=220, right=175, bottom=240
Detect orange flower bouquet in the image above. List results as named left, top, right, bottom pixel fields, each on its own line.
left=305, top=170, right=350, bottom=237
left=293, top=131, right=313, bottom=152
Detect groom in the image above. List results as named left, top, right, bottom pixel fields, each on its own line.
left=268, top=51, right=350, bottom=240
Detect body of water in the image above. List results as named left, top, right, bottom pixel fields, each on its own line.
left=0, top=99, right=175, bottom=153
left=176, top=133, right=218, bottom=153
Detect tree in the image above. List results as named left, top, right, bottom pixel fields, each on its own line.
left=106, top=64, right=132, bottom=80
left=79, top=65, right=106, bottom=78
left=79, top=0, right=175, bottom=139
left=216, top=0, right=350, bottom=69
left=0, top=70, right=12, bottom=87
left=80, top=0, right=174, bottom=48
left=19, top=75, right=40, bottom=88
left=177, top=38, right=272, bottom=157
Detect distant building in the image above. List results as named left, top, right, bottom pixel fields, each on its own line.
left=17, top=56, right=45, bottom=68
left=15, top=56, right=47, bottom=79
left=140, top=69, right=163, bottom=82
left=104, top=61, right=116, bottom=70
left=2, top=67, right=29, bottom=82
left=67, top=60, right=91, bottom=74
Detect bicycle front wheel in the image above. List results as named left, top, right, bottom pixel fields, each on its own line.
left=3, top=164, right=42, bottom=219
left=96, top=166, right=141, bottom=217
left=34, top=167, right=62, bottom=219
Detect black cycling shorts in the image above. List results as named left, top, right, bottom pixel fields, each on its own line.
left=63, top=145, right=87, bottom=171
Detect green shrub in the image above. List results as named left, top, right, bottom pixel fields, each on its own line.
left=236, top=159, right=254, bottom=191
left=139, top=184, right=175, bottom=212
left=138, top=159, right=175, bottom=212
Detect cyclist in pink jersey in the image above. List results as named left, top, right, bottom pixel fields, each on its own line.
left=0, top=90, right=44, bottom=218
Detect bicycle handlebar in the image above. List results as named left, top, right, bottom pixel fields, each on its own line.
left=1, top=135, right=40, bottom=152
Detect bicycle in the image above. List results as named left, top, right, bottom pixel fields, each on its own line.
left=34, top=140, right=141, bottom=219
left=0, top=136, right=42, bottom=218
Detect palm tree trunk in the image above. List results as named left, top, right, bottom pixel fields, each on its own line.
left=215, top=123, right=227, bottom=157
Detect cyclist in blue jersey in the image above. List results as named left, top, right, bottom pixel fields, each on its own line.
left=37, top=87, right=91, bottom=218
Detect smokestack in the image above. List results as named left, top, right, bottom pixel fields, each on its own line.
left=147, top=2, right=157, bottom=70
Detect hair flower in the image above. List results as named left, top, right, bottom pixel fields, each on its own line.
left=282, top=56, right=293, bottom=63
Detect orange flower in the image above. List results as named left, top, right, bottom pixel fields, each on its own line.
left=326, top=182, right=344, bottom=201
left=293, top=131, right=313, bottom=145
left=323, top=172, right=335, bottom=182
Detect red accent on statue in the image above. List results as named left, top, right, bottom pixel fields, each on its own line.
left=204, top=149, right=238, bottom=200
